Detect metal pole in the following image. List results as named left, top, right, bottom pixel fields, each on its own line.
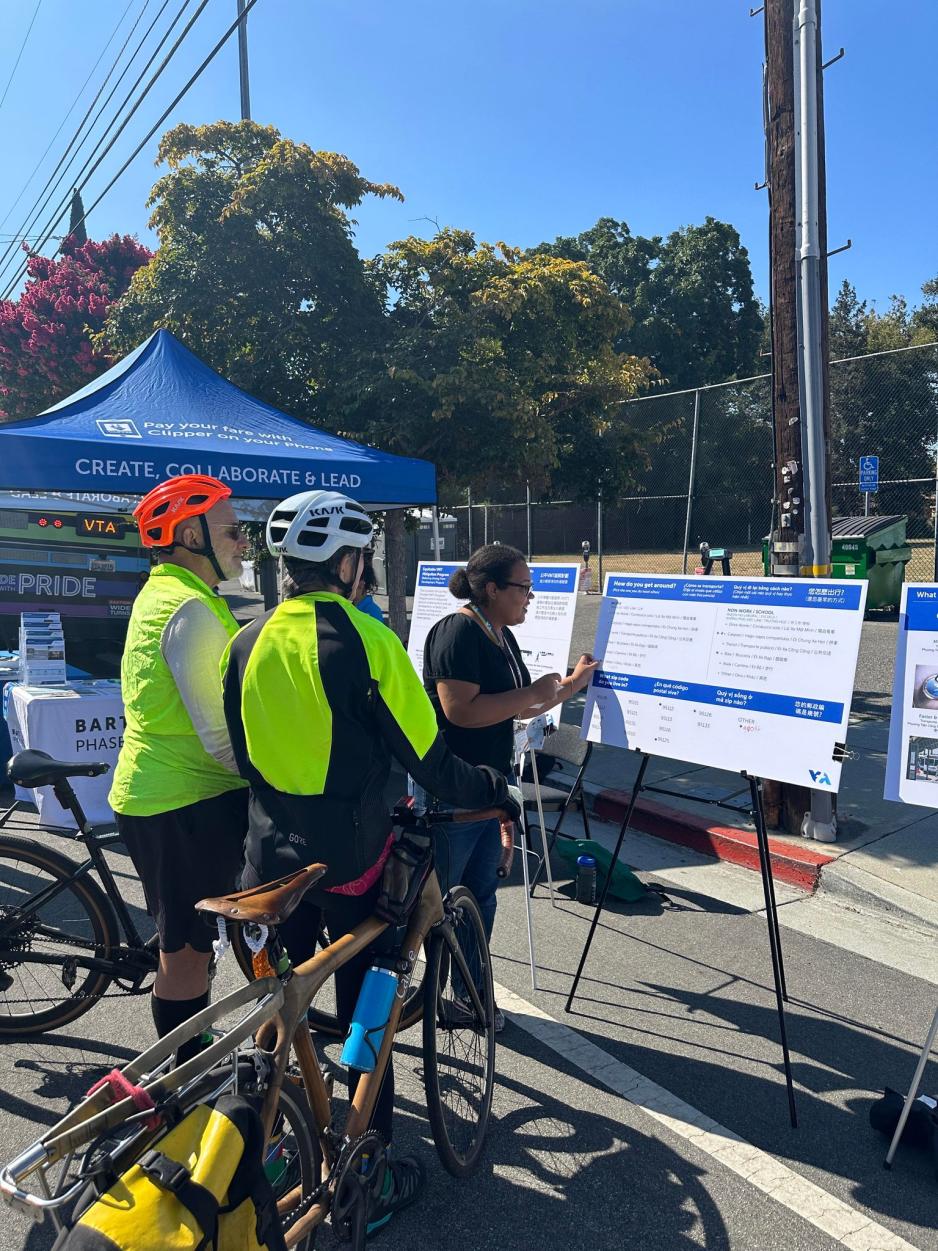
left=525, top=482, right=532, bottom=561
left=864, top=490, right=870, bottom=519
left=431, top=505, right=441, bottom=559
left=483, top=504, right=489, bottom=546
left=467, top=486, right=473, bottom=554
left=795, top=0, right=834, bottom=840
left=597, top=491, right=604, bottom=589
left=237, top=0, right=251, bottom=120
left=794, top=0, right=829, bottom=578
left=682, top=389, right=702, bottom=574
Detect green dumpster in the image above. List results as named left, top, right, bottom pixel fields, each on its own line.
left=830, top=515, right=911, bottom=609
left=761, top=515, right=911, bottom=609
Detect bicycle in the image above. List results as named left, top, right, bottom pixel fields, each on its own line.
left=0, top=750, right=159, bottom=1035
left=1, top=778, right=509, bottom=1249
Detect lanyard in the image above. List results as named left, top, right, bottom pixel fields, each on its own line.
left=466, top=604, right=523, bottom=690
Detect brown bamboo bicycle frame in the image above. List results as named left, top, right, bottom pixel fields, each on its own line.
left=1, top=806, right=506, bottom=1243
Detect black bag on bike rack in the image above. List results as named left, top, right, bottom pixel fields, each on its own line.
left=375, top=830, right=433, bottom=926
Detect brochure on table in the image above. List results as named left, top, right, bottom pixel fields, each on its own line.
left=884, top=583, right=938, bottom=806
left=582, top=574, right=866, bottom=792
left=406, top=560, right=580, bottom=731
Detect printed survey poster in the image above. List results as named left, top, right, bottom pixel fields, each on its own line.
left=406, top=563, right=464, bottom=677
left=406, top=562, right=579, bottom=694
left=884, top=584, right=938, bottom=806
left=582, top=574, right=867, bottom=791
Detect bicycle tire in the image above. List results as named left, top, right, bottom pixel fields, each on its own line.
left=232, top=923, right=427, bottom=1038
left=0, top=834, right=118, bottom=1035
left=422, top=886, right=495, bottom=1177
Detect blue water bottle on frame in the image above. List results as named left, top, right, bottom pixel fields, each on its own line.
left=340, top=962, right=400, bottom=1073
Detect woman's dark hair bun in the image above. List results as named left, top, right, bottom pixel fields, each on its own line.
left=451, top=544, right=525, bottom=606
left=449, top=568, right=472, bottom=598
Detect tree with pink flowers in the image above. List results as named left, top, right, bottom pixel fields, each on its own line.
left=0, top=234, right=151, bottom=421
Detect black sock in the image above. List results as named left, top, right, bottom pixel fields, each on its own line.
left=151, top=992, right=210, bottom=1065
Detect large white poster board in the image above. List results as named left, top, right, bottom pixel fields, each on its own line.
left=884, top=584, right=938, bottom=806
left=582, top=574, right=867, bottom=792
left=406, top=561, right=579, bottom=693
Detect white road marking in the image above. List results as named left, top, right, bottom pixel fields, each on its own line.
left=494, top=977, right=920, bottom=1251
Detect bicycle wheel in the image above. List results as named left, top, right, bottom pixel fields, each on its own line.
left=233, top=923, right=427, bottom=1038
left=423, top=886, right=495, bottom=1176
left=255, top=1072, right=323, bottom=1251
left=0, top=834, right=118, bottom=1035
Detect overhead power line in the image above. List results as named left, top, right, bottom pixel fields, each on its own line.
left=65, top=0, right=267, bottom=249
left=0, top=0, right=155, bottom=283
left=0, top=0, right=139, bottom=233
left=0, top=0, right=205, bottom=297
left=0, top=0, right=44, bottom=115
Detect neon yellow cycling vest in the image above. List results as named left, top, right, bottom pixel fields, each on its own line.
left=109, top=563, right=247, bottom=817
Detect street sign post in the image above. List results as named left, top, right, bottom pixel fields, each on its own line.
left=859, top=455, right=879, bottom=517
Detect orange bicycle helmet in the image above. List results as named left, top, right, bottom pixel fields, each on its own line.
left=134, top=474, right=231, bottom=548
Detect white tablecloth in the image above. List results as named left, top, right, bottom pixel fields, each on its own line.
left=6, top=681, right=124, bottom=828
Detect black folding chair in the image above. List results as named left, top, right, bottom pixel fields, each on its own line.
left=523, top=722, right=593, bottom=896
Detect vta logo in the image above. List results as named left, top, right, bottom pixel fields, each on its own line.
left=809, top=770, right=832, bottom=786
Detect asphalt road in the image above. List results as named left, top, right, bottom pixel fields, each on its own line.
left=2, top=807, right=936, bottom=1251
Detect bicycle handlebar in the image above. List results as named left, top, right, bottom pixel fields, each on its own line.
left=392, top=803, right=518, bottom=832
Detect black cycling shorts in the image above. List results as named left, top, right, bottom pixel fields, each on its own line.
left=117, top=789, right=248, bottom=953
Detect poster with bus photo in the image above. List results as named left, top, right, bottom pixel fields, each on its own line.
left=885, top=584, right=938, bottom=806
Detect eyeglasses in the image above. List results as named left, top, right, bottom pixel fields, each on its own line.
left=210, top=524, right=247, bottom=540
left=504, top=580, right=534, bottom=596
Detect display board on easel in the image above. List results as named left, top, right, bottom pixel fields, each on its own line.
left=405, top=560, right=579, bottom=989
left=884, top=584, right=938, bottom=806
left=571, top=572, right=868, bottom=1126
left=407, top=561, right=579, bottom=697
left=582, top=574, right=867, bottom=791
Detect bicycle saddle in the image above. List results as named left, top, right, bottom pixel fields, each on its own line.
left=195, top=863, right=328, bottom=925
left=7, top=749, right=109, bottom=788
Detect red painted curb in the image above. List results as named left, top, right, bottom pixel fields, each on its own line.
left=593, top=789, right=836, bottom=893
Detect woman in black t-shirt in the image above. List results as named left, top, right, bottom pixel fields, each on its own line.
left=423, top=544, right=598, bottom=1029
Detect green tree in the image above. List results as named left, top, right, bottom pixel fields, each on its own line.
left=536, top=216, right=763, bottom=389
left=828, top=289, right=938, bottom=533
left=102, top=121, right=402, bottom=415
left=338, top=228, right=655, bottom=500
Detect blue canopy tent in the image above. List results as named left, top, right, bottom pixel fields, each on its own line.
left=0, top=329, right=436, bottom=508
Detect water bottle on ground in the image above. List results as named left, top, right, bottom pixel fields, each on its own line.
left=575, top=854, right=597, bottom=905
left=340, top=961, right=399, bottom=1073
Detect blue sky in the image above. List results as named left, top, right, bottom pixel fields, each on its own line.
left=0, top=0, right=935, bottom=310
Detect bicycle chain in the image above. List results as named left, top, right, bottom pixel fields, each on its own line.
left=0, top=918, right=156, bottom=1005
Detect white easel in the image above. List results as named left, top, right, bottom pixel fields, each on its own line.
left=884, top=1004, right=938, bottom=1168
left=511, top=714, right=556, bottom=991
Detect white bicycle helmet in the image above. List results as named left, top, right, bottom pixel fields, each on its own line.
left=266, top=490, right=374, bottom=562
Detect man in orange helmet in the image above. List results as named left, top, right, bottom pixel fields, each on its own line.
left=109, top=475, right=250, bottom=1061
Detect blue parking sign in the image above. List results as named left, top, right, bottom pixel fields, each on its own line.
left=859, top=455, right=879, bottom=493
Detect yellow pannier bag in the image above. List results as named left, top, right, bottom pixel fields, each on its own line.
left=54, top=1095, right=287, bottom=1251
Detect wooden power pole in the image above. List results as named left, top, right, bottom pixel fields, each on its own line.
left=763, top=0, right=835, bottom=834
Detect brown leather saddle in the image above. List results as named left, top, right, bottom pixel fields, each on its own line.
left=196, top=863, right=328, bottom=926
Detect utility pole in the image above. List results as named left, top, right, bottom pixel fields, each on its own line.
left=764, top=0, right=836, bottom=839
left=237, top=0, right=251, bottom=120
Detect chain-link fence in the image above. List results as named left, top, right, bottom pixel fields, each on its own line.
left=445, top=343, right=938, bottom=585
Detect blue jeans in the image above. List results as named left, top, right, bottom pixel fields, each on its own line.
left=433, top=811, right=501, bottom=1000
